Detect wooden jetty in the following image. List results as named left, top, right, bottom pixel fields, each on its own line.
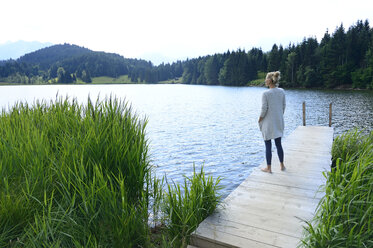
left=190, top=126, right=334, bottom=248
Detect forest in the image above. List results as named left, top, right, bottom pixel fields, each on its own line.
left=177, top=19, right=373, bottom=89
left=0, top=19, right=372, bottom=89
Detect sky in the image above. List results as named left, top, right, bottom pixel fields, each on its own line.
left=1, top=0, right=372, bottom=64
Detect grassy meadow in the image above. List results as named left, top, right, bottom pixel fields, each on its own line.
left=91, top=75, right=134, bottom=84
left=247, top=71, right=266, bottom=86
left=301, top=129, right=373, bottom=248
left=0, top=97, right=222, bottom=247
left=91, top=76, right=182, bottom=84
left=157, top=77, right=182, bottom=84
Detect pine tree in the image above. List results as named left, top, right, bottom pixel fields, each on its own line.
left=286, top=52, right=297, bottom=85
left=204, top=55, right=219, bottom=85
left=267, top=44, right=281, bottom=71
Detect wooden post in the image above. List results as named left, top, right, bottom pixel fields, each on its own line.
left=302, top=101, right=306, bottom=126
left=329, top=103, right=332, bottom=127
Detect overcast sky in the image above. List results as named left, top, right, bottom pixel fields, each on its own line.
left=1, top=0, right=372, bottom=64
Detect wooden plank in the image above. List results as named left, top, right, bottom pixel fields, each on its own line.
left=206, top=207, right=312, bottom=239
left=221, top=193, right=319, bottom=223
left=222, top=184, right=322, bottom=211
left=192, top=225, right=285, bottom=248
left=193, top=218, right=301, bottom=247
left=190, top=126, right=333, bottom=248
left=245, top=171, right=326, bottom=192
left=208, top=205, right=314, bottom=238
left=239, top=179, right=325, bottom=200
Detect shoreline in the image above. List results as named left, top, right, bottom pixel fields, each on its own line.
left=1, top=81, right=372, bottom=91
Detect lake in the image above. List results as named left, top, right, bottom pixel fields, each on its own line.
left=1, top=84, right=373, bottom=197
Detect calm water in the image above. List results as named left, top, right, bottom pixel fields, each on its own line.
left=1, top=84, right=373, bottom=197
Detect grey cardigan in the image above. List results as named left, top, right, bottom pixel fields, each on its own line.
left=259, top=88, right=286, bottom=140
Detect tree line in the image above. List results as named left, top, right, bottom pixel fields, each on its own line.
left=122, top=19, right=373, bottom=89
left=0, top=19, right=372, bottom=88
left=270, top=19, right=372, bottom=89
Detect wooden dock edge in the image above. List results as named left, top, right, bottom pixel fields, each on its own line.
left=189, top=126, right=334, bottom=248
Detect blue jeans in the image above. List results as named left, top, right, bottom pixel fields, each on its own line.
left=265, top=137, right=284, bottom=165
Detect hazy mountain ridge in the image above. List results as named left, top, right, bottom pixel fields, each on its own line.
left=18, top=43, right=93, bottom=70
left=0, top=43, right=154, bottom=83
left=0, top=41, right=53, bottom=60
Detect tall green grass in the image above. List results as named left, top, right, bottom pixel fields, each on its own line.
left=301, top=129, right=373, bottom=248
left=163, top=165, right=222, bottom=248
left=0, top=96, right=151, bottom=247
left=0, top=96, right=223, bottom=247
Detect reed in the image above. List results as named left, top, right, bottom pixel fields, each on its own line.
left=0, top=96, right=223, bottom=247
left=301, top=129, right=373, bottom=248
left=331, top=129, right=368, bottom=165
left=0, top=96, right=151, bottom=247
left=163, top=165, right=222, bottom=248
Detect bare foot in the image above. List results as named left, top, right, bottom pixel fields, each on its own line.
left=261, top=167, right=272, bottom=173
left=280, top=163, right=286, bottom=171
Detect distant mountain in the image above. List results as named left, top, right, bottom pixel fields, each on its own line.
left=18, top=43, right=93, bottom=70
left=0, top=41, right=53, bottom=60
left=0, top=43, right=154, bottom=83
left=18, top=44, right=152, bottom=77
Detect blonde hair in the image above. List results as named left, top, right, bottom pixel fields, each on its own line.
left=266, top=71, right=281, bottom=86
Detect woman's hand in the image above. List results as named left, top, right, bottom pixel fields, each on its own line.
left=258, top=117, right=263, bottom=123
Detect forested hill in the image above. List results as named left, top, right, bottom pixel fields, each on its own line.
left=0, top=44, right=153, bottom=83
left=18, top=44, right=92, bottom=70
left=0, top=19, right=372, bottom=89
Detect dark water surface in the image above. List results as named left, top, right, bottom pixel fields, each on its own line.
left=1, top=84, right=372, bottom=196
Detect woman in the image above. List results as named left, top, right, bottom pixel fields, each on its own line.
left=258, top=71, right=286, bottom=173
